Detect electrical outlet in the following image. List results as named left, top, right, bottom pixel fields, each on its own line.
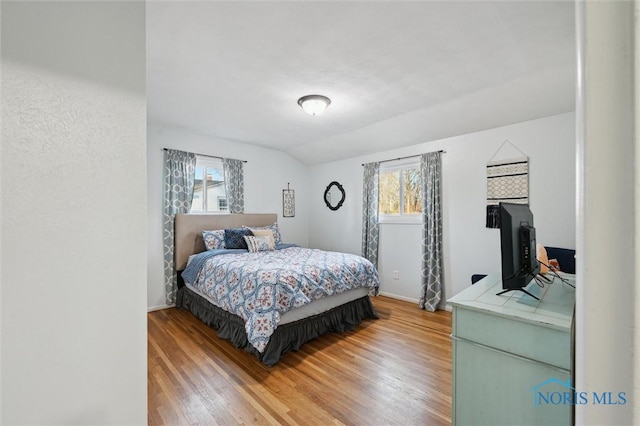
left=393, top=270, right=399, bottom=280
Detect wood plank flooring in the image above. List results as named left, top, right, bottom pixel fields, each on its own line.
left=148, top=296, right=452, bottom=425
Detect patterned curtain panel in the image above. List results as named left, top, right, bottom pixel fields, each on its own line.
left=223, top=158, right=245, bottom=214
left=419, top=152, right=443, bottom=312
left=163, top=149, right=196, bottom=304
left=486, top=157, right=529, bottom=228
left=361, top=162, right=380, bottom=268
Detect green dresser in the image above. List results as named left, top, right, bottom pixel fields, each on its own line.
left=448, top=273, right=575, bottom=426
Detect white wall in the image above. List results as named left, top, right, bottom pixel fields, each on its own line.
left=309, top=112, right=575, bottom=305
left=1, top=2, right=147, bottom=425
left=576, top=1, right=637, bottom=424
left=147, top=122, right=310, bottom=309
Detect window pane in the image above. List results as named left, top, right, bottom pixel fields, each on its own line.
left=190, top=157, right=227, bottom=213
left=191, top=166, right=205, bottom=212
left=379, top=170, right=400, bottom=214
left=403, top=168, right=422, bottom=214
left=205, top=166, right=226, bottom=212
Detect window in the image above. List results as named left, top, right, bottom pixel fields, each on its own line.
left=190, top=156, right=228, bottom=213
left=217, top=196, right=228, bottom=211
left=378, top=159, right=422, bottom=223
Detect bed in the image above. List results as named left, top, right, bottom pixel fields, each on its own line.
left=174, top=213, right=380, bottom=366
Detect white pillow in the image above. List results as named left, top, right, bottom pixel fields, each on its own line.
left=244, top=235, right=276, bottom=253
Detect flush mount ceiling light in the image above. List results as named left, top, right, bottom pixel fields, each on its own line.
left=297, top=94, right=331, bottom=116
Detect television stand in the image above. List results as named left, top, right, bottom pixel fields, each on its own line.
left=448, top=272, right=575, bottom=425
left=495, top=287, right=540, bottom=300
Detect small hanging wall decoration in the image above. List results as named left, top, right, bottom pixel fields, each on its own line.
left=486, top=140, right=529, bottom=228
left=283, top=183, right=295, bottom=218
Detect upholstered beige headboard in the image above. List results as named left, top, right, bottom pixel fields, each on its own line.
left=174, top=213, right=277, bottom=270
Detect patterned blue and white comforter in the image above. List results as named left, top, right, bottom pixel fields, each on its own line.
left=181, top=246, right=380, bottom=353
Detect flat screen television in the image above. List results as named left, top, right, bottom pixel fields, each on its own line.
left=497, top=202, right=541, bottom=300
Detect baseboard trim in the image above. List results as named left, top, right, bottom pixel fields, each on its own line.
left=147, top=304, right=175, bottom=312
left=378, top=292, right=452, bottom=312
left=378, top=292, right=420, bottom=304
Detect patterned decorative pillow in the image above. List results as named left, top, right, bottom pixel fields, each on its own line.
left=202, top=230, right=226, bottom=250
left=244, top=235, right=276, bottom=253
left=244, top=223, right=281, bottom=244
left=224, top=228, right=253, bottom=250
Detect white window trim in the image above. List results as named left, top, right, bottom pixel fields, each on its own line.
left=378, top=158, right=422, bottom=224
left=196, top=156, right=224, bottom=169
left=379, top=214, right=422, bottom=225
left=381, top=157, right=420, bottom=170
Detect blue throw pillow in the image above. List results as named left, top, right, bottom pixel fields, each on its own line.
left=224, top=228, right=253, bottom=250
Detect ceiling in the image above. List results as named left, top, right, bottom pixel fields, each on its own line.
left=147, top=1, right=576, bottom=165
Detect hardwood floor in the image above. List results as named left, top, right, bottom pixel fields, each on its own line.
left=148, top=296, right=452, bottom=425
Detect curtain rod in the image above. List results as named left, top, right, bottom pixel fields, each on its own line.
left=163, top=148, right=247, bottom=163
left=361, top=150, right=445, bottom=166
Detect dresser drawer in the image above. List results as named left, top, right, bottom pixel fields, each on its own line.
left=453, top=307, right=571, bottom=370
left=452, top=337, right=570, bottom=426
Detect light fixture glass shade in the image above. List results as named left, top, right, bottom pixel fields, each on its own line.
left=297, top=95, right=331, bottom=116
